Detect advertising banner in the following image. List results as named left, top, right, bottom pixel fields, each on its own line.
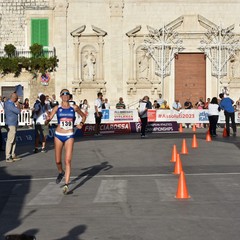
left=130, top=121, right=178, bottom=133
left=148, top=109, right=157, bottom=122
left=114, top=110, right=134, bottom=121
left=83, top=122, right=131, bottom=135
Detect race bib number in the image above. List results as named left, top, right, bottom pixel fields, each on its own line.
left=60, top=118, right=73, bottom=130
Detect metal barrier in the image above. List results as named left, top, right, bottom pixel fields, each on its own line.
left=0, top=109, right=239, bottom=126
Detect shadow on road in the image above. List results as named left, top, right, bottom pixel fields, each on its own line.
left=69, top=161, right=113, bottom=194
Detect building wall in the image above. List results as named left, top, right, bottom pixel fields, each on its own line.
left=1, top=0, right=240, bottom=108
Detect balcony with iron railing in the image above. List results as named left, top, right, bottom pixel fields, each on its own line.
left=0, top=46, right=56, bottom=58
left=0, top=46, right=58, bottom=75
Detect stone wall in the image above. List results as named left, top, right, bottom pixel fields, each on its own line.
left=0, top=0, right=50, bottom=46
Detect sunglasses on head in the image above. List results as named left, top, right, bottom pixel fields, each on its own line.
left=61, top=92, right=71, bottom=96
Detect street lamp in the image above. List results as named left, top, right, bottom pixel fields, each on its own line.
left=199, top=24, right=240, bottom=94
left=142, top=23, right=184, bottom=96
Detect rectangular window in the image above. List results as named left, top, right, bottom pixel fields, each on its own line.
left=31, top=19, right=49, bottom=46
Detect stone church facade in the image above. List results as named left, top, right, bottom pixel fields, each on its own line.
left=0, top=0, right=240, bottom=107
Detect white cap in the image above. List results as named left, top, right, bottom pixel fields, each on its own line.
left=38, top=93, right=43, bottom=98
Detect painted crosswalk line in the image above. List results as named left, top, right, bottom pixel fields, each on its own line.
left=27, top=182, right=63, bottom=206
left=94, top=179, right=127, bottom=203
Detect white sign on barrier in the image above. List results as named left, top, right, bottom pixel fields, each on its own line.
left=0, top=109, right=239, bottom=126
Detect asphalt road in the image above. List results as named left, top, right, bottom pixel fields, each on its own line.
left=0, top=128, right=240, bottom=240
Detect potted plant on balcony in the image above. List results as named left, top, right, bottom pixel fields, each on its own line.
left=0, top=43, right=58, bottom=77
left=4, top=44, right=16, bottom=57
left=29, top=43, right=43, bottom=58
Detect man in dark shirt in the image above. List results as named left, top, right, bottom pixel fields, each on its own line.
left=116, top=97, right=126, bottom=109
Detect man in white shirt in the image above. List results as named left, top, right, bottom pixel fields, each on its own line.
left=94, top=92, right=103, bottom=136
left=157, top=93, right=164, bottom=106
left=172, top=99, right=182, bottom=111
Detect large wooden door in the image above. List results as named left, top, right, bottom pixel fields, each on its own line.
left=175, top=53, right=206, bottom=106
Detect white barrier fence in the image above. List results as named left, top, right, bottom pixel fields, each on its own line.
left=0, top=109, right=240, bottom=126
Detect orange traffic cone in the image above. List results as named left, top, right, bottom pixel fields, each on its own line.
left=223, top=126, right=228, bottom=137
left=179, top=123, right=183, bottom=133
left=206, top=131, right=212, bottom=142
left=192, top=134, right=198, bottom=148
left=192, top=124, right=196, bottom=132
left=181, top=138, right=188, bottom=154
left=175, top=171, right=191, bottom=199
left=173, top=154, right=183, bottom=175
left=170, top=144, right=178, bottom=163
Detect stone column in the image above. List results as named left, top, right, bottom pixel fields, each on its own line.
left=53, top=0, right=69, bottom=95
left=128, top=36, right=135, bottom=82
left=109, top=0, right=124, bottom=100
left=73, top=37, right=80, bottom=84
left=98, top=36, right=104, bottom=81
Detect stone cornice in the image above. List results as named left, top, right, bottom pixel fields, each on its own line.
left=92, top=25, right=107, bottom=36
left=70, top=25, right=86, bottom=37
left=126, top=26, right=142, bottom=37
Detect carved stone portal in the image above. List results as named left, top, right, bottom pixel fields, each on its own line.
left=70, top=25, right=107, bottom=94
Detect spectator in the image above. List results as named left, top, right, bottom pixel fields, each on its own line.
left=116, top=97, right=126, bottom=109
left=153, top=100, right=158, bottom=109
left=184, top=98, right=193, bottom=128
left=208, top=97, right=220, bottom=137
left=94, top=92, right=103, bottom=136
left=81, top=99, right=90, bottom=113
left=204, top=98, right=211, bottom=109
left=160, top=100, right=170, bottom=109
left=172, top=99, right=182, bottom=111
left=23, top=98, right=30, bottom=109
left=102, top=98, right=110, bottom=109
left=195, top=97, right=205, bottom=109
left=33, top=94, right=51, bottom=153
left=31, top=94, right=41, bottom=122
left=236, top=97, right=240, bottom=111
left=157, top=93, right=164, bottom=106
left=4, top=92, right=21, bottom=163
left=184, top=98, right=193, bottom=109
left=45, top=95, right=51, bottom=106
left=195, top=97, right=204, bottom=128
left=138, top=96, right=152, bottom=138
left=219, top=93, right=237, bottom=137
left=50, top=94, right=59, bottom=108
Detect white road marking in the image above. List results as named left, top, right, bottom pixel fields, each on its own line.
left=27, top=182, right=63, bottom=206
left=94, top=179, right=127, bottom=203
left=1, top=172, right=240, bottom=183
left=155, top=179, right=177, bottom=201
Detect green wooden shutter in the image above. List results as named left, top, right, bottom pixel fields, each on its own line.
left=31, top=19, right=49, bottom=46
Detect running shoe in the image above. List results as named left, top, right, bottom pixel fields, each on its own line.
left=41, top=148, right=47, bottom=153
left=63, top=184, right=69, bottom=195
left=12, top=155, right=22, bottom=161
left=56, top=171, right=65, bottom=184
left=6, top=157, right=13, bottom=163
left=33, top=148, right=38, bottom=153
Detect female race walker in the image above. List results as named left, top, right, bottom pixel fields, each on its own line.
left=46, top=89, right=86, bottom=194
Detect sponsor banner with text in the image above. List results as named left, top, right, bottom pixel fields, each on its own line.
left=130, top=121, right=178, bottom=133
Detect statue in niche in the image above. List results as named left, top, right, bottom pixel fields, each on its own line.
left=230, top=53, right=240, bottom=78
left=138, top=52, right=150, bottom=80
left=83, top=52, right=96, bottom=81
